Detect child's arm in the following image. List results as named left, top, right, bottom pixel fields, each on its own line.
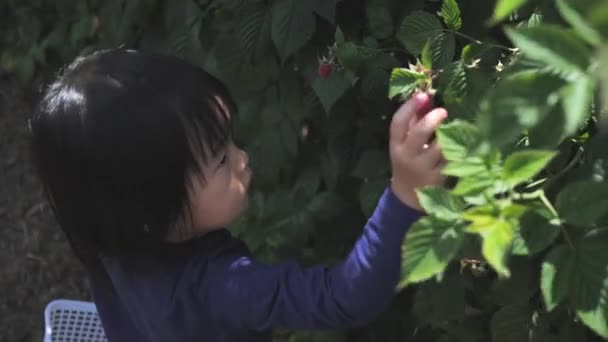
left=203, top=93, right=447, bottom=331
left=204, top=185, right=421, bottom=331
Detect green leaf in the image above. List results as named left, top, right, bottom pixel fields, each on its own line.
left=504, top=25, right=591, bottom=79
left=571, top=229, right=608, bottom=338
left=416, top=186, right=465, bottom=221
left=271, top=0, right=316, bottom=61
left=293, top=166, right=321, bottom=200
left=421, top=39, right=433, bottom=69
left=366, top=0, right=394, bottom=39
left=540, top=229, right=608, bottom=338
left=442, top=159, right=487, bottom=177
left=478, top=70, right=565, bottom=147
left=556, top=181, right=608, bottom=227
left=466, top=216, right=515, bottom=277
left=541, top=245, right=574, bottom=311
left=512, top=210, right=560, bottom=256
left=555, top=0, right=602, bottom=46
left=503, top=150, right=556, bottom=187
left=492, top=0, right=529, bottom=23
left=413, top=268, right=466, bottom=325
left=311, top=0, right=338, bottom=23
left=397, top=11, right=443, bottom=55
left=237, top=3, right=273, bottom=63
left=453, top=174, right=496, bottom=196
left=360, top=54, right=399, bottom=99
left=351, top=149, right=390, bottom=179
left=560, top=75, right=596, bottom=137
left=440, top=0, right=462, bottom=30
left=388, top=68, right=426, bottom=99
left=436, top=120, right=483, bottom=162
left=491, top=258, right=538, bottom=306
left=491, top=303, right=533, bottom=342
left=359, top=178, right=388, bottom=217
left=311, top=72, right=351, bottom=113
left=400, top=217, right=465, bottom=286
left=430, top=31, right=456, bottom=69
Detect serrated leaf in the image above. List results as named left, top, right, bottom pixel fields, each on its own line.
left=335, top=41, right=380, bottom=73
left=478, top=70, right=565, bottom=147
left=416, top=186, right=465, bottom=220
left=491, top=303, right=533, bottom=342
left=397, top=11, right=443, bottom=55
left=467, top=216, right=514, bottom=277
left=560, top=75, right=596, bottom=137
left=440, top=0, right=462, bottom=30
left=541, top=245, right=574, bottom=311
left=556, top=181, right=608, bottom=227
left=388, top=68, right=426, bottom=99
left=367, top=0, right=393, bottom=39
left=503, top=150, right=556, bottom=187
left=571, top=229, right=608, bottom=338
left=555, top=0, right=602, bottom=46
left=237, top=3, right=273, bottom=63
left=504, top=25, right=591, bottom=79
left=512, top=210, right=560, bottom=256
left=271, top=0, right=316, bottom=61
left=400, top=217, right=465, bottom=285
left=430, top=31, right=455, bottom=69
left=492, top=0, right=529, bottom=23
left=436, top=120, right=483, bottom=162
left=311, top=72, right=351, bottom=113
left=359, top=178, right=388, bottom=217
left=352, top=149, right=390, bottom=179
left=441, top=159, right=487, bottom=177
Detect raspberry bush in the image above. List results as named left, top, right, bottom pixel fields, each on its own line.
left=2, top=0, right=608, bottom=340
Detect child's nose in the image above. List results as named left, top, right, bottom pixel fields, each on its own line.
left=237, top=147, right=249, bottom=170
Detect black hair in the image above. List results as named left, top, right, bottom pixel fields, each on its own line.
left=28, top=49, right=236, bottom=268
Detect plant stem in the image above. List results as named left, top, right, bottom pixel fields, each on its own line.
left=540, top=191, right=575, bottom=249
left=447, top=30, right=513, bottom=51
left=545, top=146, right=584, bottom=190
left=539, top=191, right=559, bottom=218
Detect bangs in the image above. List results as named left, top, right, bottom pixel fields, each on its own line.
left=181, top=94, right=234, bottom=180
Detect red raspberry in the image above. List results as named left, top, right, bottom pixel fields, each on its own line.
left=318, top=63, right=332, bottom=79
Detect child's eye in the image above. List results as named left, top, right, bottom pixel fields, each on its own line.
left=219, top=153, right=228, bottom=166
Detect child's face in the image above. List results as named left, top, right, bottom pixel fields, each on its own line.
left=181, top=140, right=252, bottom=236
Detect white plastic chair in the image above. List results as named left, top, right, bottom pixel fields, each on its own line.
left=44, top=299, right=108, bottom=342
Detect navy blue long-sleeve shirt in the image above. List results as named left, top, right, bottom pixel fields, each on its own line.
left=89, top=186, right=423, bottom=341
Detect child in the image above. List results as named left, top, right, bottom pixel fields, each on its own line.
left=29, top=49, right=447, bottom=341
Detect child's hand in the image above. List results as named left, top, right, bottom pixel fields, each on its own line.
left=389, top=92, right=448, bottom=211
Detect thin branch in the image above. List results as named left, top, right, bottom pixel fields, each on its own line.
left=540, top=191, right=574, bottom=249
left=447, top=30, right=513, bottom=51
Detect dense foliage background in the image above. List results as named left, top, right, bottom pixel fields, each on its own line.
left=2, top=0, right=608, bottom=341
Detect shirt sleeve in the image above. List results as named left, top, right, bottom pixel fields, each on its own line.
left=202, top=186, right=424, bottom=331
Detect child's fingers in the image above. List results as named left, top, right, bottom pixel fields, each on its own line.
left=419, top=140, right=443, bottom=167
left=390, top=92, right=432, bottom=147
left=406, top=108, right=447, bottom=154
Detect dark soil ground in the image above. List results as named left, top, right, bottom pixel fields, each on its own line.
left=0, top=77, right=90, bottom=342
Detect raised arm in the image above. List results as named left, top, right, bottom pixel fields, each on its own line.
left=202, top=92, right=447, bottom=331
